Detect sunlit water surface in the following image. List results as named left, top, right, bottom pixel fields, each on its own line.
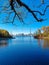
left=0, top=36, right=49, bottom=65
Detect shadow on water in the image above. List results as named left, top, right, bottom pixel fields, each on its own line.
left=0, top=39, right=8, bottom=47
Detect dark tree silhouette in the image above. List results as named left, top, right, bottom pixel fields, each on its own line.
left=0, top=0, right=49, bottom=25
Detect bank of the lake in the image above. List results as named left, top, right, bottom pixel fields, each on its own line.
left=34, top=26, right=49, bottom=39
left=0, top=29, right=13, bottom=38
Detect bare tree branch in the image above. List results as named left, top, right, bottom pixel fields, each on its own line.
left=0, top=0, right=49, bottom=25
left=16, top=0, right=44, bottom=22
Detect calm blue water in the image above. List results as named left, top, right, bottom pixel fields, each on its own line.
left=0, top=36, right=49, bottom=65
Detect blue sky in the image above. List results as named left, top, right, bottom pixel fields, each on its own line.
left=0, top=0, right=49, bottom=34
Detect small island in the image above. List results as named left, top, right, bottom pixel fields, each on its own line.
left=33, top=26, right=49, bottom=39
left=0, top=29, right=12, bottom=38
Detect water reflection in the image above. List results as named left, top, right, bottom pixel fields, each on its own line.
left=0, top=37, right=49, bottom=65
left=43, top=39, right=49, bottom=48
left=0, top=39, right=8, bottom=47
left=38, top=39, right=49, bottom=48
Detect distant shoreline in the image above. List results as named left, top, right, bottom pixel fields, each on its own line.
left=40, top=37, right=49, bottom=39
left=34, top=36, right=49, bottom=39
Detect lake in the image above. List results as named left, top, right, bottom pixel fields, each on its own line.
left=0, top=36, right=49, bottom=65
